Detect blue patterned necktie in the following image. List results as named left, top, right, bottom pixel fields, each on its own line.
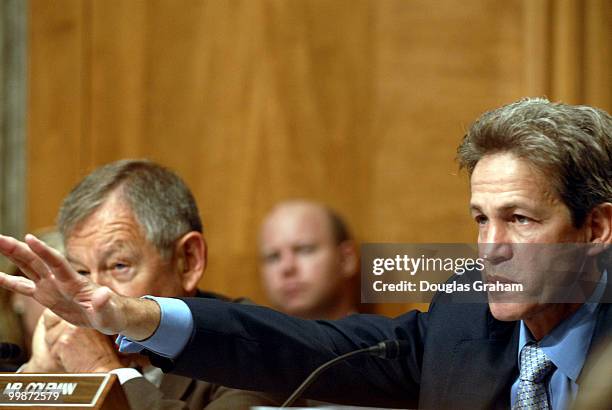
left=513, top=343, right=556, bottom=409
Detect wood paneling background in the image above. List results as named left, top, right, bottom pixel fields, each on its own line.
left=27, top=0, right=611, bottom=317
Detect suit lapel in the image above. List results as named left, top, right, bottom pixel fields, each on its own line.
left=443, top=317, right=519, bottom=409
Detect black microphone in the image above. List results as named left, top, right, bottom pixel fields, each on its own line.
left=0, top=343, right=21, bottom=360
left=281, top=340, right=410, bottom=407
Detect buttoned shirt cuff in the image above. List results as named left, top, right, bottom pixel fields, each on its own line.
left=108, top=368, right=143, bottom=385
left=115, top=296, right=193, bottom=359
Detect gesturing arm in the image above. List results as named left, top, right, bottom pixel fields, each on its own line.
left=145, top=298, right=427, bottom=408
left=0, top=234, right=427, bottom=407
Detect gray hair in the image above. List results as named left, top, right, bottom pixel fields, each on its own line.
left=58, top=159, right=202, bottom=258
left=457, top=97, right=612, bottom=227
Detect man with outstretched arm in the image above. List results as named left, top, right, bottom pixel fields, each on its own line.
left=1, top=98, right=611, bottom=409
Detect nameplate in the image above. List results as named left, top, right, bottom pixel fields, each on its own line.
left=0, top=374, right=113, bottom=407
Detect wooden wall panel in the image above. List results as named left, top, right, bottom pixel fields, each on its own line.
left=27, top=0, right=610, bottom=317
left=522, top=0, right=612, bottom=110
left=583, top=0, right=611, bottom=109
left=27, top=0, right=90, bottom=230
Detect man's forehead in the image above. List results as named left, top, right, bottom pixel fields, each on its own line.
left=68, top=194, right=143, bottom=238
left=471, top=154, right=547, bottom=190
left=262, top=204, right=333, bottom=242
left=469, top=154, right=563, bottom=212
left=65, top=210, right=150, bottom=259
left=66, top=236, right=143, bottom=258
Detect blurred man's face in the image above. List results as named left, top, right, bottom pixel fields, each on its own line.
left=470, top=153, right=591, bottom=323
left=260, top=205, right=351, bottom=318
left=65, top=192, right=184, bottom=298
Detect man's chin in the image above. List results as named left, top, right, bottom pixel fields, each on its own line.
left=488, top=302, right=531, bottom=322
left=280, top=301, right=311, bottom=317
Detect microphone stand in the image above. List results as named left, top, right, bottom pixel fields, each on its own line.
left=281, top=340, right=407, bottom=408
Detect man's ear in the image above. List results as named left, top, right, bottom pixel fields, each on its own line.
left=174, top=232, right=207, bottom=294
left=586, top=202, right=612, bottom=256
left=338, top=240, right=358, bottom=279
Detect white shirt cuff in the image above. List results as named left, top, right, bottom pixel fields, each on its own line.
left=108, top=367, right=144, bottom=385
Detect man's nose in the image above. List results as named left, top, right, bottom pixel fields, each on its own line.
left=90, top=271, right=110, bottom=287
left=279, top=252, right=297, bottom=276
left=480, top=223, right=513, bottom=265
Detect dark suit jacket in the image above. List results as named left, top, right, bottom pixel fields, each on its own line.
left=148, top=279, right=612, bottom=409
left=121, top=291, right=280, bottom=410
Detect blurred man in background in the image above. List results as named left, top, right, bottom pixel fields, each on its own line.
left=20, top=159, right=277, bottom=410
left=259, top=200, right=359, bottom=319
left=11, top=228, right=61, bottom=356
left=0, top=228, right=60, bottom=370
left=0, top=286, right=22, bottom=371
left=259, top=200, right=360, bottom=407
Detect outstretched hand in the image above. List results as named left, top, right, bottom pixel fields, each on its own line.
left=0, top=234, right=128, bottom=335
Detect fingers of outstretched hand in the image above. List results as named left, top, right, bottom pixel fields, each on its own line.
left=25, top=234, right=77, bottom=282
left=0, top=272, right=35, bottom=295
left=0, top=235, right=49, bottom=280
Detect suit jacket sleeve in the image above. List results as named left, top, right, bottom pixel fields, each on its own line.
left=148, top=298, right=428, bottom=408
